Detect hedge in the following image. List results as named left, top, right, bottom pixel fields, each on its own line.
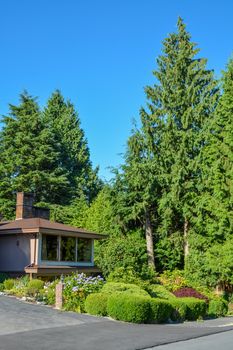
left=107, top=293, right=151, bottom=323
left=180, top=297, right=207, bottom=320
left=149, top=298, right=173, bottom=323
left=85, top=293, right=109, bottom=316
left=208, top=299, right=228, bottom=317
left=102, top=282, right=149, bottom=297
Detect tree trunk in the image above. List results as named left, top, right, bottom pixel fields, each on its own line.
left=145, top=212, right=156, bottom=270
left=184, top=218, right=189, bottom=260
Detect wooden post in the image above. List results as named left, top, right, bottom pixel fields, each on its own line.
left=55, top=282, right=63, bottom=309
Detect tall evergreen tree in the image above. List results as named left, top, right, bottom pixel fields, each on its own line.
left=195, top=59, right=233, bottom=244
left=0, top=92, right=69, bottom=218
left=114, top=18, right=219, bottom=270
left=141, top=17, right=219, bottom=264
left=43, top=90, right=102, bottom=203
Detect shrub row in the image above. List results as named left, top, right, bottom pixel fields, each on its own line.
left=85, top=292, right=208, bottom=323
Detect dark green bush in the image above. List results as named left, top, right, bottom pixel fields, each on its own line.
left=170, top=297, right=207, bottom=321
left=0, top=283, right=4, bottom=292
left=26, top=279, right=44, bottom=296
left=85, top=293, right=109, bottom=316
left=208, top=299, right=228, bottom=317
left=3, top=279, right=15, bottom=290
left=181, top=297, right=207, bottom=320
left=107, top=293, right=150, bottom=323
left=102, top=282, right=149, bottom=297
left=149, top=298, right=173, bottom=323
left=0, top=273, right=9, bottom=284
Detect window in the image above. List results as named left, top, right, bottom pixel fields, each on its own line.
left=41, top=234, right=93, bottom=263
left=41, top=234, right=58, bottom=261
left=77, top=238, right=92, bottom=262
left=60, top=236, right=76, bottom=262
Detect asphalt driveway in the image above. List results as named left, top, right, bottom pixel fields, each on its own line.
left=0, top=295, right=233, bottom=350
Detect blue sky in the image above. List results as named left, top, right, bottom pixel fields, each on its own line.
left=0, top=0, right=232, bottom=181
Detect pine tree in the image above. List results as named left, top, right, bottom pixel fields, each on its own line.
left=43, top=90, right=102, bottom=203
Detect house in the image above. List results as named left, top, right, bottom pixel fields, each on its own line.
left=0, top=192, right=105, bottom=278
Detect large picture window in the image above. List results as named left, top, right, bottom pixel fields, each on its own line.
left=41, top=234, right=58, bottom=261
left=41, top=234, right=92, bottom=263
left=60, top=236, right=76, bottom=262
left=77, top=238, right=92, bottom=262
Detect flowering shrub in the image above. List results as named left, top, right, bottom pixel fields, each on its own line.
left=173, top=287, right=208, bottom=302
left=63, top=273, right=105, bottom=312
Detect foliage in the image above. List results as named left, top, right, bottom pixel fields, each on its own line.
left=147, top=284, right=176, bottom=300
left=102, top=282, right=150, bottom=298
left=159, top=270, right=188, bottom=292
left=208, top=299, right=228, bottom=317
left=95, top=231, right=148, bottom=277
left=107, top=293, right=151, bottom=323
left=0, top=283, right=4, bottom=292
left=63, top=273, right=104, bottom=312
left=173, top=287, right=208, bottom=302
left=149, top=299, right=173, bottom=323
left=3, top=279, right=15, bottom=290
left=0, top=273, right=8, bottom=284
left=0, top=91, right=101, bottom=219
left=85, top=293, right=109, bottom=316
left=26, top=279, right=44, bottom=296
left=169, top=297, right=207, bottom=321
left=169, top=299, right=188, bottom=322
left=107, top=266, right=158, bottom=287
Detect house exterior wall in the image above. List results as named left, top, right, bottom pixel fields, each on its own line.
left=0, top=235, right=31, bottom=272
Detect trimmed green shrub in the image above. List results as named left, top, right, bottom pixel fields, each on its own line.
left=149, top=298, right=173, bottom=323
left=3, top=279, right=15, bottom=290
left=107, top=293, right=150, bottom=323
left=170, top=297, right=207, bottom=321
left=181, top=297, right=207, bottom=320
left=169, top=299, right=188, bottom=321
left=26, top=279, right=44, bottom=296
left=0, top=283, right=4, bottom=292
left=147, top=284, right=176, bottom=300
left=85, top=293, right=109, bottom=316
left=102, top=282, right=149, bottom=297
left=208, top=299, right=228, bottom=317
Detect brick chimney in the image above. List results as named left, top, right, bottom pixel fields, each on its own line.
left=16, top=192, right=50, bottom=220
left=16, top=192, right=35, bottom=220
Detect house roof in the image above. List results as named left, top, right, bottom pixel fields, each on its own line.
left=0, top=218, right=106, bottom=239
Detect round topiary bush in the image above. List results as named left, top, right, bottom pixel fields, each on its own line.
left=85, top=293, right=109, bottom=316
left=107, top=293, right=150, bottom=323
left=208, top=299, right=228, bottom=317
left=149, top=299, right=173, bottom=323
